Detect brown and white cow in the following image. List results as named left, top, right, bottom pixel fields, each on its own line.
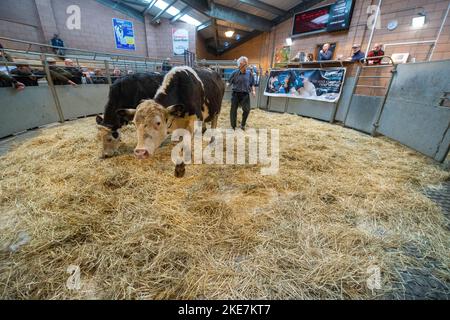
left=117, top=66, right=225, bottom=159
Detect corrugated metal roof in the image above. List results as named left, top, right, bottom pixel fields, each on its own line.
left=214, top=0, right=278, bottom=20
left=258, top=0, right=306, bottom=11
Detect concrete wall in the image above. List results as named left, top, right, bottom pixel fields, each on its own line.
left=0, top=0, right=45, bottom=46
left=200, top=0, right=450, bottom=66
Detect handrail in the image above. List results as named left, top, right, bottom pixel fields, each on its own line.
left=0, top=36, right=177, bottom=63
left=358, top=55, right=396, bottom=66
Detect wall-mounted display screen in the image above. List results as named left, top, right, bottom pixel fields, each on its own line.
left=292, top=6, right=331, bottom=35
left=292, top=0, right=354, bottom=36
left=326, top=0, right=355, bottom=32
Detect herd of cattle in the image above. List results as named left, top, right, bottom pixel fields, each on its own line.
left=95, top=66, right=225, bottom=175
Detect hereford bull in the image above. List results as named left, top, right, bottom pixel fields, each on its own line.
left=96, top=72, right=163, bottom=158
left=117, top=66, right=225, bottom=159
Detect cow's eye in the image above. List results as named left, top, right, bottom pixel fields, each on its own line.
left=156, top=121, right=161, bottom=126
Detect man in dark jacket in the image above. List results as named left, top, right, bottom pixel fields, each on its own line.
left=10, top=61, right=42, bottom=86
left=47, top=57, right=76, bottom=86
left=228, top=56, right=256, bottom=130
left=51, top=34, right=65, bottom=56
left=318, top=43, right=333, bottom=61
left=349, top=44, right=365, bottom=62
left=63, top=59, right=83, bottom=84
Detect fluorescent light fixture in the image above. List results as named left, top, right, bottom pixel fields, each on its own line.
left=412, top=16, right=425, bottom=28
left=180, top=15, right=202, bottom=26
left=151, top=0, right=201, bottom=26
left=286, top=37, right=293, bottom=46
left=225, top=30, right=235, bottom=38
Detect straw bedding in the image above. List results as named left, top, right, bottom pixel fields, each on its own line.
left=0, top=102, right=449, bottom=299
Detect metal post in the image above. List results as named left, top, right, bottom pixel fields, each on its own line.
left=105, top=60, right=112, bottom=85
left=365, top=0, right=383, bottom=58
left=343, top=64, right=362, bottom=126
left=371, top=64, right=397, bottom=136
left=41, top=54, right=65, bottom=123
left=429, top=2, right=450, bottom=61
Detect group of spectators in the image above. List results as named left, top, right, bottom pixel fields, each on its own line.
left=0, top=42, right=124, bottom=90
left=292, top=43, right=385, bottom=64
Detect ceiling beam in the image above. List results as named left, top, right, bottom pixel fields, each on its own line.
left=210, top=3, right=272, bottom=32
left=143, top=0, right=158, bottom=14
left=151, top=0, right=178, bottom=23
left=239, top=0, right=286, bottom=17
left=217, top=30, right=262, bottom=54
left=213, top=19, right=219, bottom=51
left=272, top=0, right=324, bottom=25
left=196, top=19, right=212, bottom=31
left=170, top=5, right=192, bottom=23
left=95, top=0, right=144, bottom=21
left=179, top=0, right=273, bottom=32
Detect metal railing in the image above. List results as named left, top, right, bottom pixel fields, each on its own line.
left=343, top=56, right=397, bottom=136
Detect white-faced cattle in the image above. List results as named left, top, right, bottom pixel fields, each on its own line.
left=96, top=72, right=163, bottom=158
left=117, top=66, right=225, bottom=159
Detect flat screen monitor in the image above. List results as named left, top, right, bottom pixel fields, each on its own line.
left=292, top=0, right=355, bottom=36
left=292, top=5, right=331, bottom=36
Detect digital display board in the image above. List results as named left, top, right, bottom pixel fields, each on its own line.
left=292, top=0, right=354, bottom=36
left=327, top=0, right=355, bottom=32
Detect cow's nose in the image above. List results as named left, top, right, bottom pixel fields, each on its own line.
left=134, top=148, right=149, bottom=159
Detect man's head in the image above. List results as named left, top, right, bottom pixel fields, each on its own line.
left=113, top=68, right=121, bottom=76
left=352, top=44, right=361, bottom=54
left=64, top=59, right=74, bottom=67
left=373, top=43, right=382, bottom=51
left=323, top=43, right=330, bottom=51
left=47, top=57, right=57, bottom=65
left=237, top=56, right=249, bottom=70
left=16, top=61, right=31, bottom=73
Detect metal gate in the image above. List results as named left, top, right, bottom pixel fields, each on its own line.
left=343, top=57, right=397, bottom=135
left=376, top=60, right=450, bottom=162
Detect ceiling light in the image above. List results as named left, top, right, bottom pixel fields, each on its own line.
left=412, top=16, right=425, bottom=28
left=225, top=30, right=235, bottom=38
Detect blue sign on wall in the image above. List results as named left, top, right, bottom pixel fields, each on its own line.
left=112, top=18, right=136, bottom=50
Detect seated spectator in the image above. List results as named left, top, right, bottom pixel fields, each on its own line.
left=306, top=53, right=314, bottom=62
left=51, top=34, right=66, bottom=57
left=0, top=71, right=25, bottom=90
left=162, top=58, right=172, bottom=72
left=318, top=43, right=333, bottom=61
left=348, top=44, right=365, bottom=62
left=92, top=69, right=107, bottom=84
left=47, top=57, right=76, bottom=86
left=111, top=68, right=122, bottom=83
left=0, top=43, right=14, bottom=63
left=64, top=59, right=83, bottom=84
left=10, top=60, right=44, bottom=86
left=367, top=43, right=385, bottom=65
